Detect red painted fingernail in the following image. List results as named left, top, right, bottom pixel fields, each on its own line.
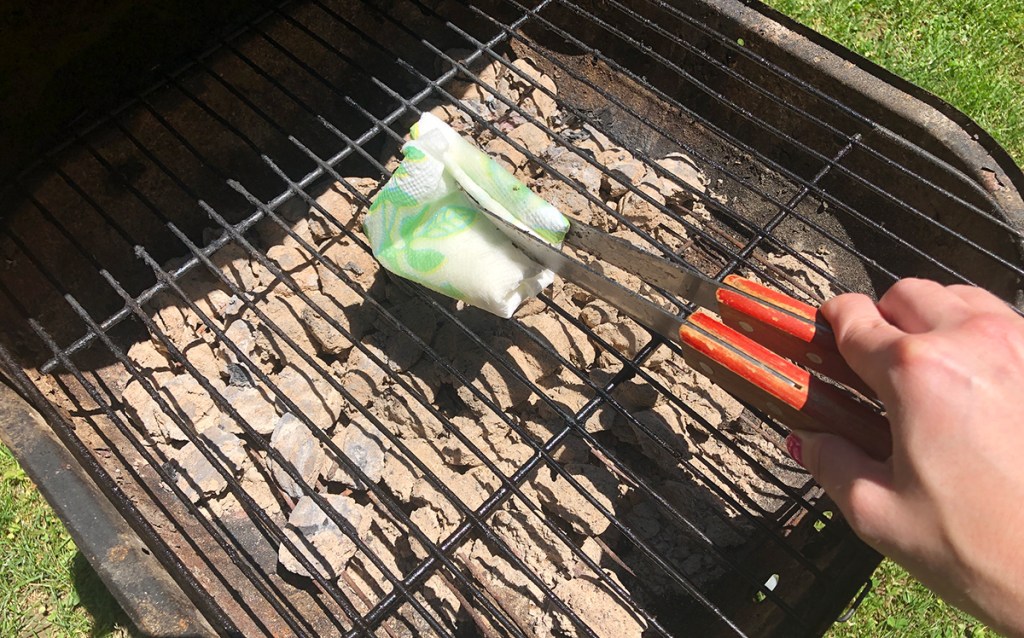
left=785, top=433, right=803, bottom=466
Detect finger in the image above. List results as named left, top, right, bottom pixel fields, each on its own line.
left=877, top=278, right=970, bottom=333
left=788, top=430, right=897, bottom=550
left=821, top=293, right=903, bottom=395
left=946, top=285, right=1018, bottom=318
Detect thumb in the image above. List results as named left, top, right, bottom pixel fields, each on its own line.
left=787, top=429, right=896, bottom=548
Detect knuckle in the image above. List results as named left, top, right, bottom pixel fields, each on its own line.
left=882, top=278, right=917, bottom=300
left=891, top=277, right=931, bottom=294
left=833, top=316, right=885, bottom=355
left=948, top=284, right=1009, bottom=309
left=880, top=278, right=936, bottom=308
left=946, top=284, right=977, bottom=297
left=888, top=336, right=933, bottom=370
left=963, top=313, right=1014, bottom=341
left=842, top=480, right=886, bottom=542
left=836, top=317, right=871, bottom=344
left=832, top=324, right=862, bottom=356
left=962, top=314, right=1024, bottom=366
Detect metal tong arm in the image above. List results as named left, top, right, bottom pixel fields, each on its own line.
left=564, top=223, right=874, bottom=398
left=564, top=223, right=890, bottom=460
left=479, top=204, right=890, bottom=459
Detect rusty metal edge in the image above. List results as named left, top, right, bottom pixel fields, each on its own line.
left=0, top=378, right=219, bottom=638
left=718, top=0, right=1024, bottom=306
left=747, top=0, right=1024, bottom=202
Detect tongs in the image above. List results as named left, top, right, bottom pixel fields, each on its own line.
left=486, top=211, right=893, bottom=461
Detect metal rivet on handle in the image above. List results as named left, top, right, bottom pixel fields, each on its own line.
left=698, top=362, right=714, bottom=376
left=807, top=352, right=823, bottom=364
left=738, top=321, right=754, bottom=333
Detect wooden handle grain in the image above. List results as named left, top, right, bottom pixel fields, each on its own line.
left=679, top=310, right=892, bottom=461
left=716, top=275, right=875, bottom=398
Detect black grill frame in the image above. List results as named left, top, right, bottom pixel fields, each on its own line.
left=1, top=0, right=1022, bottom=636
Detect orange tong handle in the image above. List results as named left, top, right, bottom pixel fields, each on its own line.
left=716, top=275, right=875, bottom=398
left=679, top=310, right=892, bottom=461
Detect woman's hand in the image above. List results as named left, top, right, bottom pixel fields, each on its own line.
left=790, top=278, right=1024, bottom=636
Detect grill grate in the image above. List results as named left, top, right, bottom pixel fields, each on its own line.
left=1, top=0, right=1022, bottom=636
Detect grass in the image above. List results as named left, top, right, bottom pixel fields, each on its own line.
left=0, top=444, right=130, bottom=636
left=765, top=0, right=1024, bottom=166
left=828, top=560, right=994, bottom=637
left=1, top=0, right=1022, bottom=636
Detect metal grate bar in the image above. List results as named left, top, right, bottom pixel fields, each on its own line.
left=45, top=129, right=480, bottom=635
left=151, top=0, right=828, bottom=568
left=290, top=121, right=830, bottom=551
left=258, top=161, right=689, bottom=635
left=164, top=227, right=603, bottom=638
left=164, top=220, right=533, bottom=632
left=226, top=159, right=775, bottom=630
left=722, top=135, right=863, bottom=276
left=0, top=341, right=245, bottom=636
left=193, top=192, right=612, bottom=638
left=536, top=294, right=831, bottom=543
left=205, top=150, right=663, bottom=634
left=527, top=306, right=828, bottom=584
left=281, top=93, right=824, bottom=549
left=569, top=0, right=1024, bottom=254
left=314, top=0, right=763, bottom=276
left=128, top=239, right=514, bottom=637
left=29, top=307, right=333, bottom=636
left=357, top=411, right=753, bottom=638
left=151, top=0, right=827, bottom=573
left=95, top=271, right=394, bottom=635
left=469, top=0, right=1003, bottom=287
left=325, top=2, right=838, bottom=505
left=69, top=36, right=662, bottom=637
left=29, top=0, right=823, bottom=378
left=7, top=0, right=1016, bottom=634
left=73, top=159, right=532, bottom=634
left=36, top=0, right=529, bottom=375
left=237, top=139, right=806, bottom=634
left=256, top=151, right=817, bottom=634
left=92, top=18, right=643, bottom=634
left=152, top=197, right=588, bottom=636
left=638, top=0, right=1020, bottom=234
left=423, top=10, right=881, bottom=296
left=19, top=3, right=847, bottom=622
left=33, top=161, right=144, bottom=249
left=432, top=4, right=906, bottom=293
left=547, top=0, right=1024, bottom=275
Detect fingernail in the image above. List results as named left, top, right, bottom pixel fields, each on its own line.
left=785, top=433, right=803, bottom=466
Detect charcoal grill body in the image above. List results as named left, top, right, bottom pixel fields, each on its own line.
left=1, top=0, right=1022, bottom=637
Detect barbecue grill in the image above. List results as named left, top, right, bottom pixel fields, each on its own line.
left=2, top=0, right=1022, bottom=636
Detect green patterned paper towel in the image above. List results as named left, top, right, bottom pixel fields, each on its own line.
left=364, top=113, right=569, bottom=318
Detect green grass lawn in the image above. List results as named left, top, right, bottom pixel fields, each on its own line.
left=1, top=0, right=1022, bottom=636
left=0, top=445, right=130, bottom=636
left=766, top=0, right=1024, bottom=166
left=828, top=560, right=994, bottom=637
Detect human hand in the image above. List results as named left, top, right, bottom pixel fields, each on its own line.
left=787, top=278, right=1024, bottom=636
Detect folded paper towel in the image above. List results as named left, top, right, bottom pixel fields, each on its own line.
left=364, top=113, right=568, bottom=318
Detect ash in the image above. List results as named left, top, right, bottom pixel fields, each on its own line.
left=117, top=52, right=839, bottom=637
